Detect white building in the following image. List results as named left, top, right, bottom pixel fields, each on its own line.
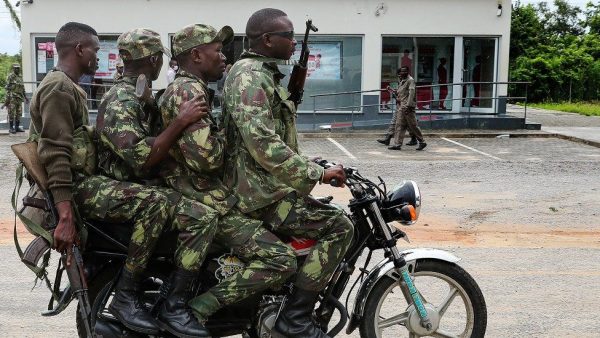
left=19, top=0, right=511, bottom=118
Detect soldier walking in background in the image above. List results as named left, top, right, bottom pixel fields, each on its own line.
left=377, top=86, right=417, bottom=146
left=388, top=66, right=427, bottom=151
left=5, top=63, right=28, bottom=133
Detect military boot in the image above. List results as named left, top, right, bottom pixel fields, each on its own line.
left=108, top=268, right=159, bottom=335
left=157, top=269, right=211, bottom=338
left=377, top=134, right=392, bottom=146
left=9, top=121, right=15, bottom=134
left=271, top=287, right=330, bottom=338
left=15, top=120, right=24, bottom=132
left=416, top=142, right=428, bottom=151
left=406, top=137, right=418, bottom=146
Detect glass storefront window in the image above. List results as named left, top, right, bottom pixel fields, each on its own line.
left=381, top=37, right=454, bottom=111
left=34, top=35, right=119, bottom=109
left=180, top=34, right=362, bottom=112
left=462, top=38, right=496, bottom=109
left=283, top=35, right=363, bottom=112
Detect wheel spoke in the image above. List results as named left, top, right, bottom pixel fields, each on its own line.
left=377, top=311, right=410, bottom=329
left=437, top=285, right=459, bottom=316
left=432, top=328, right=459, bottom=338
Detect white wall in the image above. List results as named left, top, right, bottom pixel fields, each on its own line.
left=20, top=0, right=511, bottom=95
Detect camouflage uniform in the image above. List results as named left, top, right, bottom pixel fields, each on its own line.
left=222, top=51, right=354, bottom=291
left=5, top=64, right=26, bottom=126
left=159, top=24, right=297, bottom=318
left=97, top=73, right=219, bottom=273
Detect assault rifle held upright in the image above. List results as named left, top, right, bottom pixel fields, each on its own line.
left=287, top=19, right=318, bottom=108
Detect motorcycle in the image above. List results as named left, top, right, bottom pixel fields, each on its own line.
left=16, top=152, right=487, bottom=337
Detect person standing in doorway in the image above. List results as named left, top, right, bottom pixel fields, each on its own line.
left=437, top=57, right=448, bottom=110
left=389, top=66, right=426, bottom=151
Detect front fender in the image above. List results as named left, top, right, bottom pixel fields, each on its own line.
left=346, top=248, right=460, bottom=334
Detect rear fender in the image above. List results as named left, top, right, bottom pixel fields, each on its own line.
left=345, top=248, right=460, bottom=334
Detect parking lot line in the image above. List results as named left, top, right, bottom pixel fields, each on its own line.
left=441, top=137, right=504, bottom=161
left=327, top=137, right=357, bottom=160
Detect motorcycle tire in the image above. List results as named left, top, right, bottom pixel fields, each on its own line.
left=359, top=259, right=487, bottom=338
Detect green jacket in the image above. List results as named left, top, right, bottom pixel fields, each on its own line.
left=29, top=70, right=95, bottom=202
left=159, top=69, right=236, bottom=215
left=222, top=51, right=324, bottom=214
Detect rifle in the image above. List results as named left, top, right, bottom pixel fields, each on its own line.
left=64, top=245, right=93, bottom=338
left=287, top=19, right=318, bottom=108
left=13, top=141, right=94, bottom=337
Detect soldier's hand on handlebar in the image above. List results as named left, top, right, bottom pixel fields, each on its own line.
left=177, top=91, right=209, bottom=127
left=322, top=165, right=346, bottom=187
left=53, top=201, right=80, bottom=266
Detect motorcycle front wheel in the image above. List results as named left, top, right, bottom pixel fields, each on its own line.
left=359, top=259, right=487, bottom=338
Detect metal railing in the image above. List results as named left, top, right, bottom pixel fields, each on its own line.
left=308, top=81, right=531, bottom=130
left=23, top=80, right=124, bottom=112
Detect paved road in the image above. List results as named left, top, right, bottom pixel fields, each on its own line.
left=1, top=131, right=599, bottom=337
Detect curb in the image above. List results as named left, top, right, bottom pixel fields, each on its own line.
left=299, top=131, right=552, bottom=139
left=299, top=131, right=600, bottom=148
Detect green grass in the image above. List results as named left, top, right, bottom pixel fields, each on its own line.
left=528, top=102, right=600, bottom=116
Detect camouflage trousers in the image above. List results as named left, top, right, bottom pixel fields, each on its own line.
left=255, top=194, right=354, bottom=292
left=73, top=175, right=218, bottom=273
left=7, top=101, right=22, bottom=123
left=189, top=207, right=297, bottom=318
left=392, top=106, right=424, bottom=146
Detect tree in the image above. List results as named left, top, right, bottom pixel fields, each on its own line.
left=538, top=0, right=583, bottom=38
left=510, top=3, right=545, bottom=64
left=583, top=2, right=600, bottom=34
left=1, top=0, right=21, bottom=31
left=509, top=0, right=600, bottom=102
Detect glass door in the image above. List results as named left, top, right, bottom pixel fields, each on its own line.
left=462, top=38, right=496, bottom=110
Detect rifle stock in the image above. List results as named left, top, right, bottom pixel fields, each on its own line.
left=287, top=19, right=318, bottom=107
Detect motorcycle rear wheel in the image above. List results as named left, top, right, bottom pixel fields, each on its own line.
left=77, top=268, right=168, bottom=338
left=359, top=259, right=487, bottom=338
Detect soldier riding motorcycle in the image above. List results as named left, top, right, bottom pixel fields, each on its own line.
left=12, top=141, right=487, bottom=337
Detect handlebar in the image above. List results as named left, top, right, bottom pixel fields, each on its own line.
left=316, top=159, right=388, bottom=199
left=316, top=160, right=355, bottom=187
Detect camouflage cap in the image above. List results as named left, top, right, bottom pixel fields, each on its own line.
left=117, top=28, right=171, bottom=61
left=171, top=24, right=234, bottom=56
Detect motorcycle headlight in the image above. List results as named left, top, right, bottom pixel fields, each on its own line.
left=382, top=180, right=421, bottom=225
